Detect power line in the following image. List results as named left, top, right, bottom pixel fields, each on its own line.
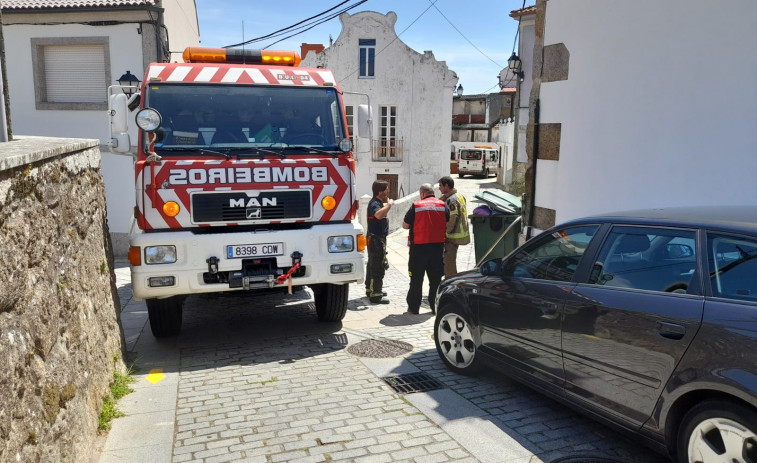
left=429, top=1, right=503, bottom=69
left=337, top=0, right=438, bottom=81
left=223, top=0, right=366, bottom=49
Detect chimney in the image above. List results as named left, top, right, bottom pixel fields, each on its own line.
left=300, top=43, right=325, bottom=60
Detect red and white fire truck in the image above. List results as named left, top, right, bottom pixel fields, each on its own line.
left=109, top=47, right=367, bottom=337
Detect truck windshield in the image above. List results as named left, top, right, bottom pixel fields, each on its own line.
left=145, top=84, right=346, bottom=152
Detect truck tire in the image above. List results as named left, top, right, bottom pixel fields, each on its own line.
left=147, top=296, right=183, bottom=337
left=312, top=284, right=349, bottom=322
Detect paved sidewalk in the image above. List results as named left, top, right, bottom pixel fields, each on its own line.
left=96, top=177, right=664, bottom=463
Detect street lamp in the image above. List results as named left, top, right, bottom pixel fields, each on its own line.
left=455, top=84, right=464, bottom=97
left=508, top=52, right=525, bottom=80
left=117, top=70, right=141, bottom=97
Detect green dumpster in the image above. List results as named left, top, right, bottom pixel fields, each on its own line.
left=469, top=190, right=522, bottom=265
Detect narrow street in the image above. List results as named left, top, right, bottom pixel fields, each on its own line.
left=98, top=174, right=667, bottom=463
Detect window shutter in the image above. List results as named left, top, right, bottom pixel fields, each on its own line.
left=44, top=45, right=106, bottom=103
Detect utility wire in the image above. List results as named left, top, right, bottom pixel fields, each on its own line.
left=224, top=0, right=366, bottom=49
left=337, top=0, right=438, bottom=81
left=429, top=1, right=503, bottom=69
left=263, top=1, right=368, bottom=49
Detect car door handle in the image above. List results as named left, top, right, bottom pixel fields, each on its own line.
left=657, top=321, right=686, bottom=340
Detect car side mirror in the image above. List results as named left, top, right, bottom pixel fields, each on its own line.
left=480, top=259, right=502, bottom=276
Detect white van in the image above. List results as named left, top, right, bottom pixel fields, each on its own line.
left=458, top=145, right=500, bottom=178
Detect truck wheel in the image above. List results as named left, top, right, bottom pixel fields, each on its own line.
left=146, top=296, right=183, bottom=337
left=312, top=284, right=349, bottom=322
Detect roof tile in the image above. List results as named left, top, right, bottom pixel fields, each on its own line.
left=2, top=0, right=157, bottom=9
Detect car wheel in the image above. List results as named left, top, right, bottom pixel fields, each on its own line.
left=434, top=305, right=480, bottom=375
left=677, top=399, right=757, bottom=463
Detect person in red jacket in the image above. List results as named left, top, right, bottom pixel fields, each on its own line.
left=402, top=183, right=449, bottom=314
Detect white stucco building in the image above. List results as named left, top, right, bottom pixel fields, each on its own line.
left=1, top=0, right=199, bottom=254
left=521, top=0, right=757, bottom=237
left=301, top=11, right=458, bottom=200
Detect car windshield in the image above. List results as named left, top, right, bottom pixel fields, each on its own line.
left=144, top=84, right=346, bottom=153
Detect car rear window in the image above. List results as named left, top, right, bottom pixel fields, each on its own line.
left=708, top=234, right=757, bottom=302
left=588, top=226, right=697, bottom=293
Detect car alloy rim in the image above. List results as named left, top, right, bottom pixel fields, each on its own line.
left=688, top=416, right=757, bottom=463
left=437, top=313, right=476, bottom=368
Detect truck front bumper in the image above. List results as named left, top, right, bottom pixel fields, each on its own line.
left=129, top=221, right=365, bottom=300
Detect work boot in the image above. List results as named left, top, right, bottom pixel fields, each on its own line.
left=370, top=297, right=390, bottom=304
left=366, top=291, right=387, bottom=298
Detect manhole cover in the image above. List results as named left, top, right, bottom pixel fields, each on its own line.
left=346, top=338, right=413, bottom=358
left=381, top=373, right=444, bottom=394
left=551, top=456, right=632, bottom=463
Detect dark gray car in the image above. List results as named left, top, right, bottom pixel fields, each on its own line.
left=434, top=206, right=757, bottom=463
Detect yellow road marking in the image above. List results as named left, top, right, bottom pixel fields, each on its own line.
left=146, top=368, right=165, bottom=384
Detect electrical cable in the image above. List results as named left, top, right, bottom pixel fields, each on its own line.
left=223, top=0, right=366, bottom=49
left=262, top=1, right=368, bottom=49
left=337, top=0, right=438, bottom=81
left=429, top=1, right=503, bottom=69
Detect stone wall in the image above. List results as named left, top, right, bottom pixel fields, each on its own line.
left=0, top=137, right=125, bottom=462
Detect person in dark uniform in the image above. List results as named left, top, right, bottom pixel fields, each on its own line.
left=402, top=183, right=449, bottom=314
left=365, top=180, right=393, bottom=304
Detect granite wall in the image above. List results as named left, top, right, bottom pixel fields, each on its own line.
left=0, top=136, right=125, bottom=462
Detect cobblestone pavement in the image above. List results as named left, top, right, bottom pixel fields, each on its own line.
left=98, top=176, right=669, bottom=463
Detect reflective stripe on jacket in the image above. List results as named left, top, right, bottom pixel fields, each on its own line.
left=444, top=191, right=470, bottom=245
left=413, top=197, right=447, bottom=244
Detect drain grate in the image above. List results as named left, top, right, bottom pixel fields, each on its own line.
left=550, top=456, right=632, bottom=463
left=381, top=373, right=444, bottom=394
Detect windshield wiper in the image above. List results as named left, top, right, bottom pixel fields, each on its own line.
left=156, top=147, right=232, bottom=159
left=232, top=147, right=286, bottom=159
left=285, top=145, right=339, bottom=157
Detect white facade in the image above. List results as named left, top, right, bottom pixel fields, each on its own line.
left=301, top=11, right=458, bottom=199
left=535, top=0, right=757, bottom=225
left=2, top=2, right=199, bottom=255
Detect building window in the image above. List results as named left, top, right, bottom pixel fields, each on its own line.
left=345, top=105, right=358, bottom=152
left=371, top=105, right=402, bottom=162
left=358, top=39, right=375, bottom=78
left=31, top=37, right=111, bottom=110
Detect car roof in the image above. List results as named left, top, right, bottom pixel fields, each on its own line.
left=564, top=206, right=757, bottom=234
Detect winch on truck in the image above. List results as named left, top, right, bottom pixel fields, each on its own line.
left=109, top=47, right=370, bottom=337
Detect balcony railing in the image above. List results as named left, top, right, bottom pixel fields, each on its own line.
left=371, top=138, right=404, bottom=162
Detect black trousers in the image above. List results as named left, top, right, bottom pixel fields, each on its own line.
left=365, top=234, right=387, bottom=297
left=406, top=243, right=444, bottom=312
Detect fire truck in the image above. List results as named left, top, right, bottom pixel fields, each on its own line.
left=109, top=47, right=367, bottom=337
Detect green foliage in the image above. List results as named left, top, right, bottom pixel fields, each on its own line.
left=97, top=369, right=135, bottom=431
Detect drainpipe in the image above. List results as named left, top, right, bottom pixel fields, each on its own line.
left=527, top=98, right=540, bottom=240
left=0, top=9, right=10, bottom=141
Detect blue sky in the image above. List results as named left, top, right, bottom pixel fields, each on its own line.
left=193, top=0, right=525, bottom=95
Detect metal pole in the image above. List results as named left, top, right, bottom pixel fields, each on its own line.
left=475, top=215, right=522, bottom=268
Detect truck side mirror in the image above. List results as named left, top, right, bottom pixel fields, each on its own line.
left=109, top=92, right=131, bottom=153
left=357, top=104, right=372, bottom=138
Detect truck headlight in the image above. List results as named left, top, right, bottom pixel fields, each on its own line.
left=144, top=245, right=177, bottom=264
left=327, top=236, right=354, bottom=253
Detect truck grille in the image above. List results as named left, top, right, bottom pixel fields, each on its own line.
left=191, top=190, right=312, bottom=223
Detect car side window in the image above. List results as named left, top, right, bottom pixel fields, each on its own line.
left=588, top=226, right=697, bottom=293
left=502, top=225, right=598, bottom=282
left=707, top=234, right=757, bottom=302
